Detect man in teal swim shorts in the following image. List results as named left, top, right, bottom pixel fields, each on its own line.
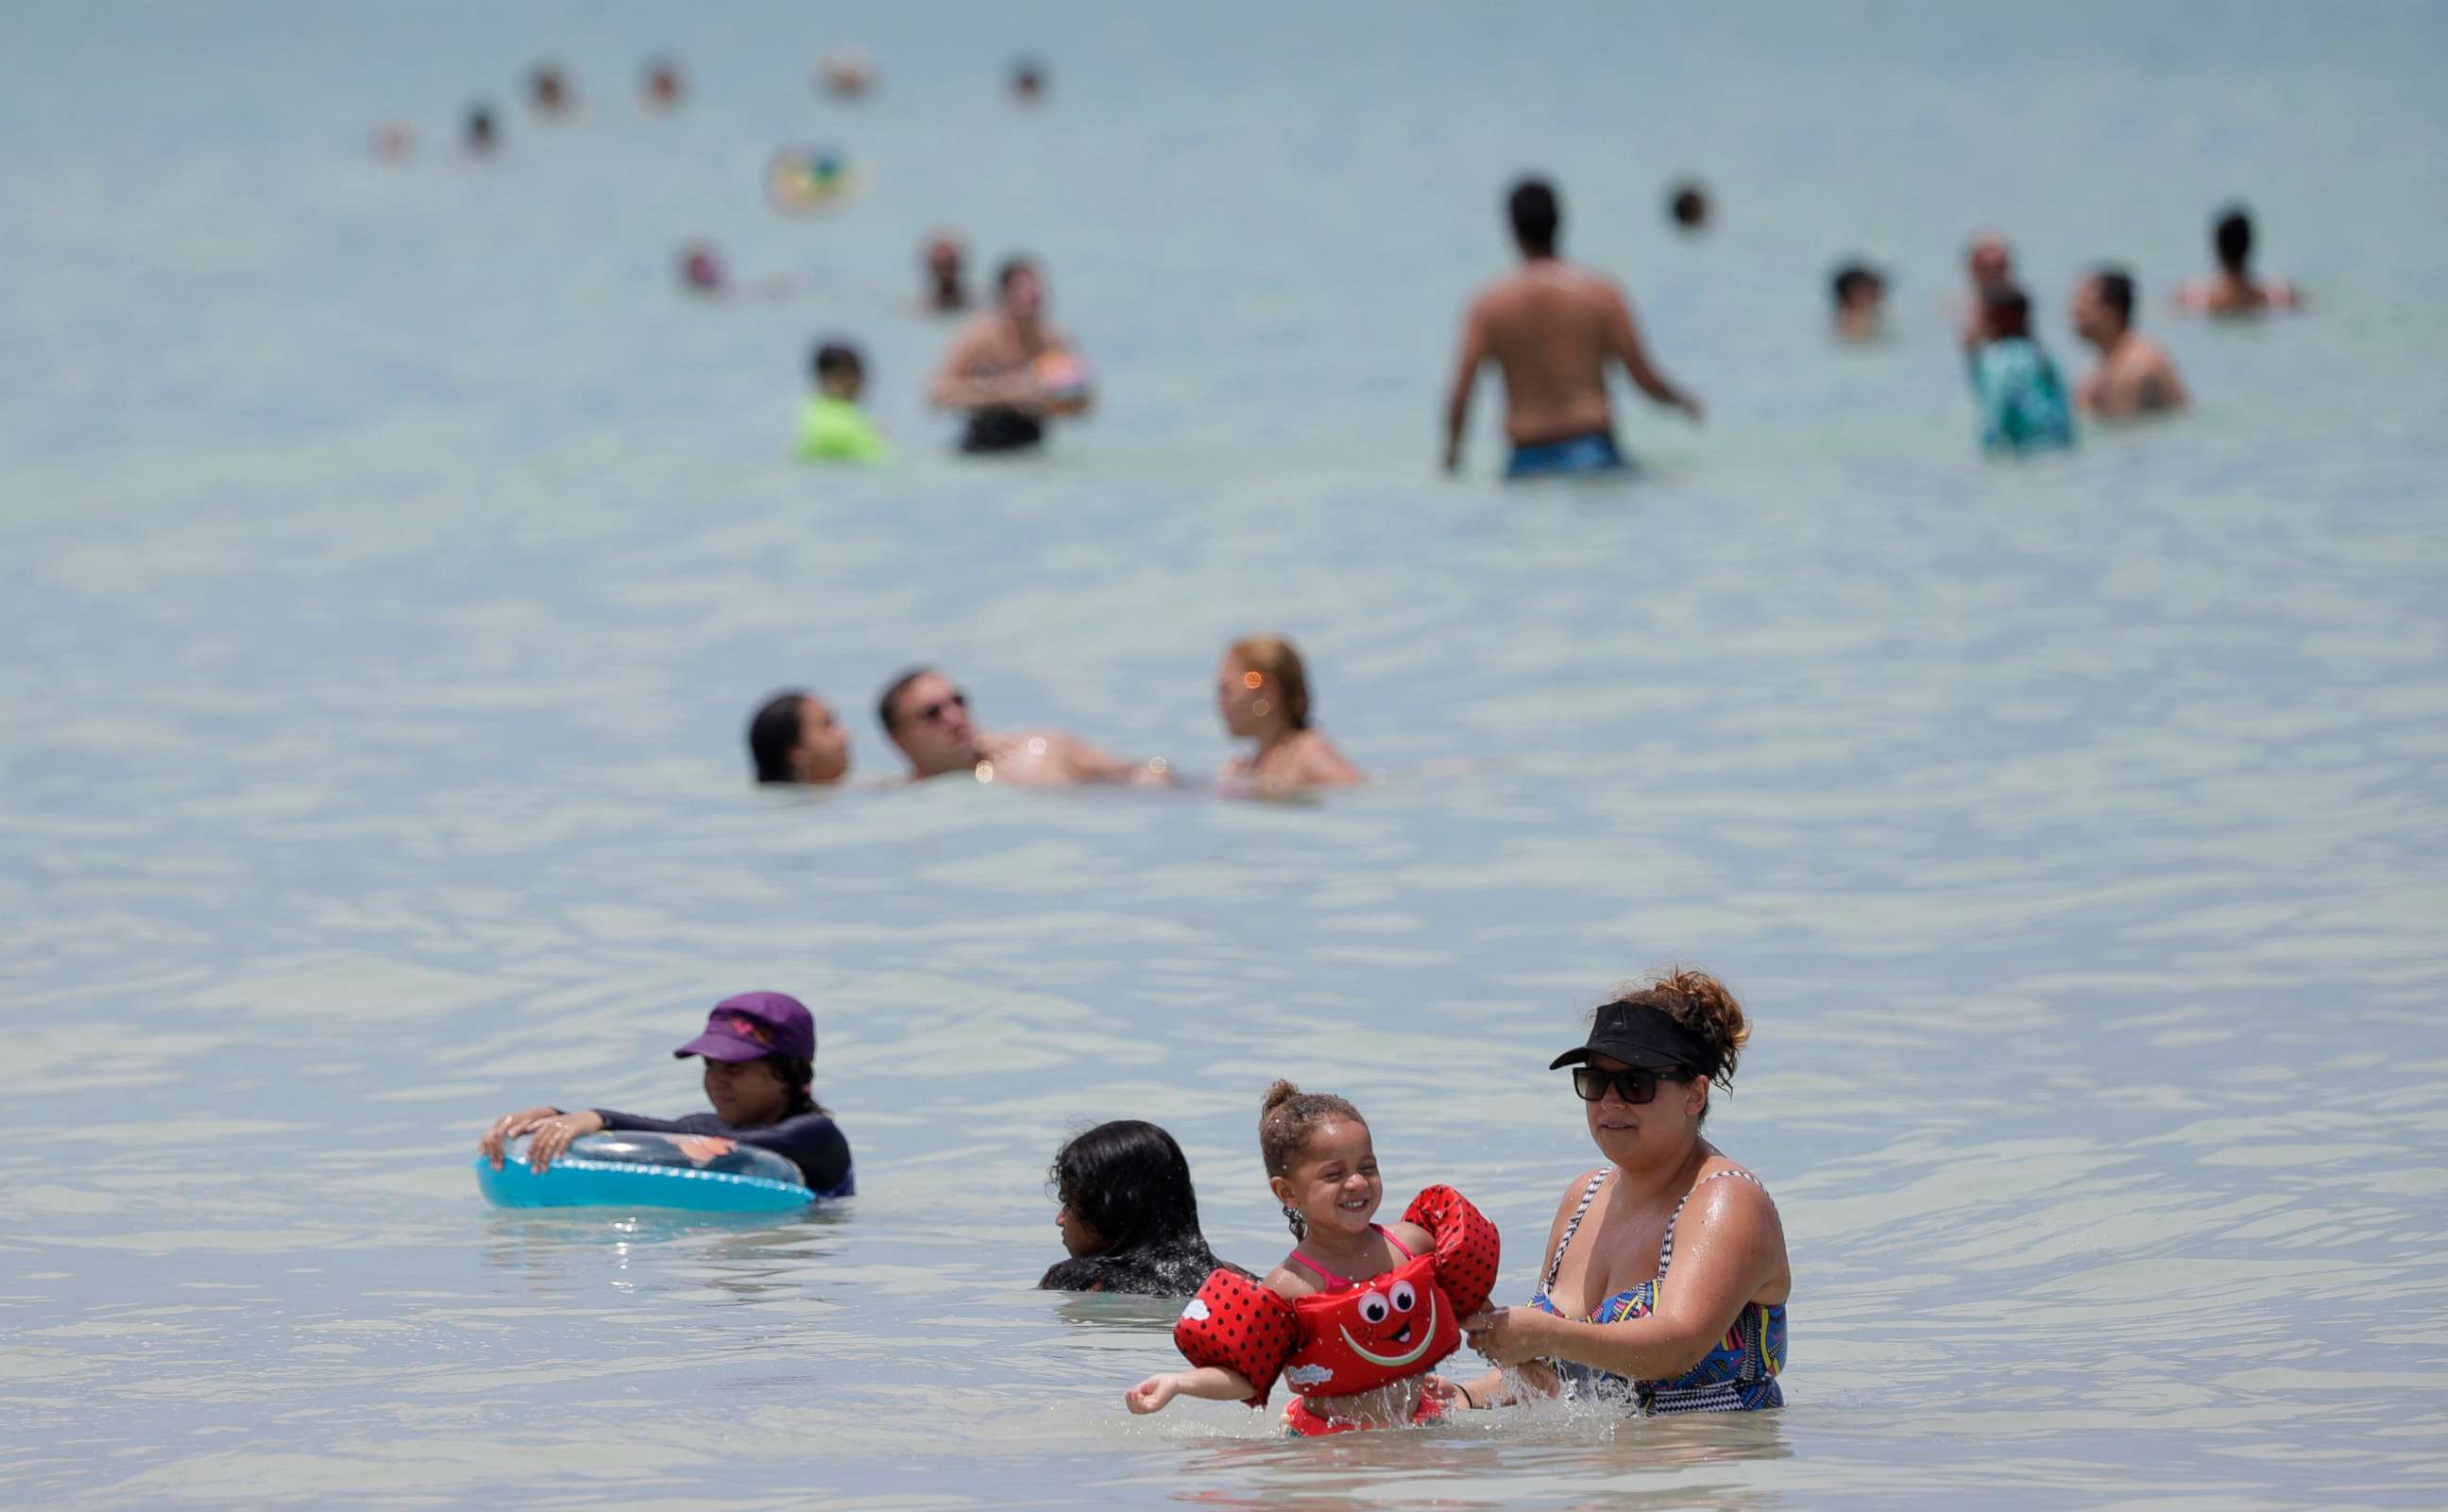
left=1444, top=177, right=1702, bottom=480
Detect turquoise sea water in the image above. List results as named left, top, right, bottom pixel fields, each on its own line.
left=4, top=3, right=2445, bottom=1507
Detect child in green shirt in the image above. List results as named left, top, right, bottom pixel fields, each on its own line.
left=795, top=341, right=890, bottom=464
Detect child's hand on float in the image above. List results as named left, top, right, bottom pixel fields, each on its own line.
left=1124, top=1373, right=1181, bottom=1414
left=525, top=1111, right=607, bottom=1172
left=480, top=1107, right=561, bottom=1169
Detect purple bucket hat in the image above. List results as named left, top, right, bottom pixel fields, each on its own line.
left=673, top=992, right=816, bottom=1062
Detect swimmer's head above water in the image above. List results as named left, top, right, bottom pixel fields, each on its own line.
left=2214, top=204, right=2255, bottom=275
left=642, top=56, right=684, bottom=110
left=811, top=340, right=864, bottom=400
left=1507, top=175, right=1560, bottom=259
left=924, top=232, right=969, bottom=312
left=879, top=667, right=980, bottom=777
left=1216, top=635, right=1313, bottom=738
left=1260, top=1081, right=1373, bottom=1241
left=995, top=256, right=1045, bottom=323
left=1049, top=1120, right=1207, bottom=1261
left=527, top=63, right=571, bottom=117
left=1831, top=261, right=1887, bottom=339
left=1965, top=230, right=2014, bottom=292
left=674, top=991, right=824, bottom=1124
left=749, top=689, right=850, bottom=785
left=1552, top=967, right=1749, bottom=1163
left=677, top=242, right=725, bottom=294
left=2072, top=266, right=2136, bottom=345
left=1667, top=178, right=1710, bottom=233
left=1981, top=282, right=2033, bottom=342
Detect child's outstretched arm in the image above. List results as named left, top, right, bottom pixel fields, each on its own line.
left=1125, top=1367, right=1257, bottom=1415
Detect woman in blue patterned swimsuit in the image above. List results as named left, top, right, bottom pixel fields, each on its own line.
left=1452, top=968, right=1789, bottom=1414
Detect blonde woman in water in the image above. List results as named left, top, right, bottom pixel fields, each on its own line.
left=1216, top=635, right=1361, bottom=793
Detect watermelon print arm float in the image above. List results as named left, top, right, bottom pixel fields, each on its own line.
left=1124, top=1082, right=1500, bottom=1436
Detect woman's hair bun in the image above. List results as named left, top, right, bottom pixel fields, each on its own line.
left=1610, top=966, right=1750, bottom=1086
left=1659, top=966, right=1748, bottom=1082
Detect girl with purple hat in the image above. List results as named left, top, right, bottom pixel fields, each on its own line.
left=479, top=992, right=854, bottom=1198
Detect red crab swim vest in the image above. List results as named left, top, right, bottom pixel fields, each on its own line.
left=1172, top=1185, right=1500, bottom=1420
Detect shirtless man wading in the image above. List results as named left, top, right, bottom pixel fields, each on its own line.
left=1444, top=177, right=1701, bottom=479
left=927, top=257, right=1089, bottom=454
left=2071, top=267, right=2187, bottom=418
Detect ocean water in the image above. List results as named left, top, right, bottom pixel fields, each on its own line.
left=3, top=2, right=2445, bottom=1507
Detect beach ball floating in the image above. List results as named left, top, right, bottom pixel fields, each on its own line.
left=1032, top=351, right=1093, bottom=414
left=766, top=145, right=859, bottom=213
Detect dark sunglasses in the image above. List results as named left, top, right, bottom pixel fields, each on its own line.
left=1571, top=1065, right=1684, bottom=1104
left=915, top=690, right=969, bottom=723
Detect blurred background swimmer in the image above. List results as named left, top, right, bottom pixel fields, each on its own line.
left=370, top=122, right=415, bottom=161
left=1010, top=57, right=1048, bottom=105
left=795, top=341, right=890, bottom=464
left=1216, top=636, right=1362, bottom=793
left=921, top=232, right=970, bottom=314
left=1445, top=176, right=1702, bottom=479
left=526, top=62, right=573, bottom=119
left=1968, top=284, right=2075, bottom=455
left=673, top=241, right=797, bottom=300
left=677, top=242, right=726, bottom=296
left=477, top=992, right=854, bottom=1198
left=641, top=55, right=684, bottom=111
left=463, top=103, right=498, bottom=157
left=2179, top=203, right=2304, bottom=314
left=878, top=667, right=1162, bottom=787
left=1666, top=178, right=1711, bottom=234
left=1830, top=261, right=1888, bottom=342
left=1041, top=1121, right=1236, bottom=1297
left=747, top=690, right=852, bottom=785
left=2072, top=267, right=2187, bottom=417
left=928, top=257, right=1091, bottom=454
left=819, top=47, right=876, bottom=100
left=1958, top=229, right=2015, bottom=348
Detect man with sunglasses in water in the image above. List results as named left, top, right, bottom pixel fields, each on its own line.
left=877, top=667, right=1165, bottom=786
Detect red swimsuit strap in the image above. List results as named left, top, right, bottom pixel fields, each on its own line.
left=1284, top=1225, right=1415, bottom=1293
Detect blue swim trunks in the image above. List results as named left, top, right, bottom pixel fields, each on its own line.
left=1506, top=430, right=1628, bottom=479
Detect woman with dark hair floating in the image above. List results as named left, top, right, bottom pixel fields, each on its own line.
left=1041, top=1120, right=1232, bottom=1296
left=747, top=689, right=851, bottom=785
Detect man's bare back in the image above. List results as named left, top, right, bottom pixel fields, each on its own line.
left=1446, top=260, right=1697, bottom=470
left=2077, top=333, right=2187, bottom=418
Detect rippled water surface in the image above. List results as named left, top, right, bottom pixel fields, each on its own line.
left=5, top=2, right=2446, bottom=1507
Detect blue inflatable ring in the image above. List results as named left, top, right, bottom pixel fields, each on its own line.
left=476, top=1130, right=813, bottom=1213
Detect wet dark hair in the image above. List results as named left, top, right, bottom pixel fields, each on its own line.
left=812, top=341, right=863, bottom=385
left=2093, top=267, right=2135, bottom=326
left=1831, top=262, right=1883, bottom=308
left=2214, top=205, right=2253, bottom=273
left=1982, top=283, right=2032, bottom=339
left=768, top=1054, right=824, bottom=1117
left=876, top=666, right=930, bottom=734
left=996, top=256, right=1037, bottom=294
left=1508, top=177, right=1559, bottom=256
left=1047, top=1120, right=1207, bottom=1258
left=1668, top=179, right=1709, bottom=230
left=748, top=690, right=808, bottom=784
